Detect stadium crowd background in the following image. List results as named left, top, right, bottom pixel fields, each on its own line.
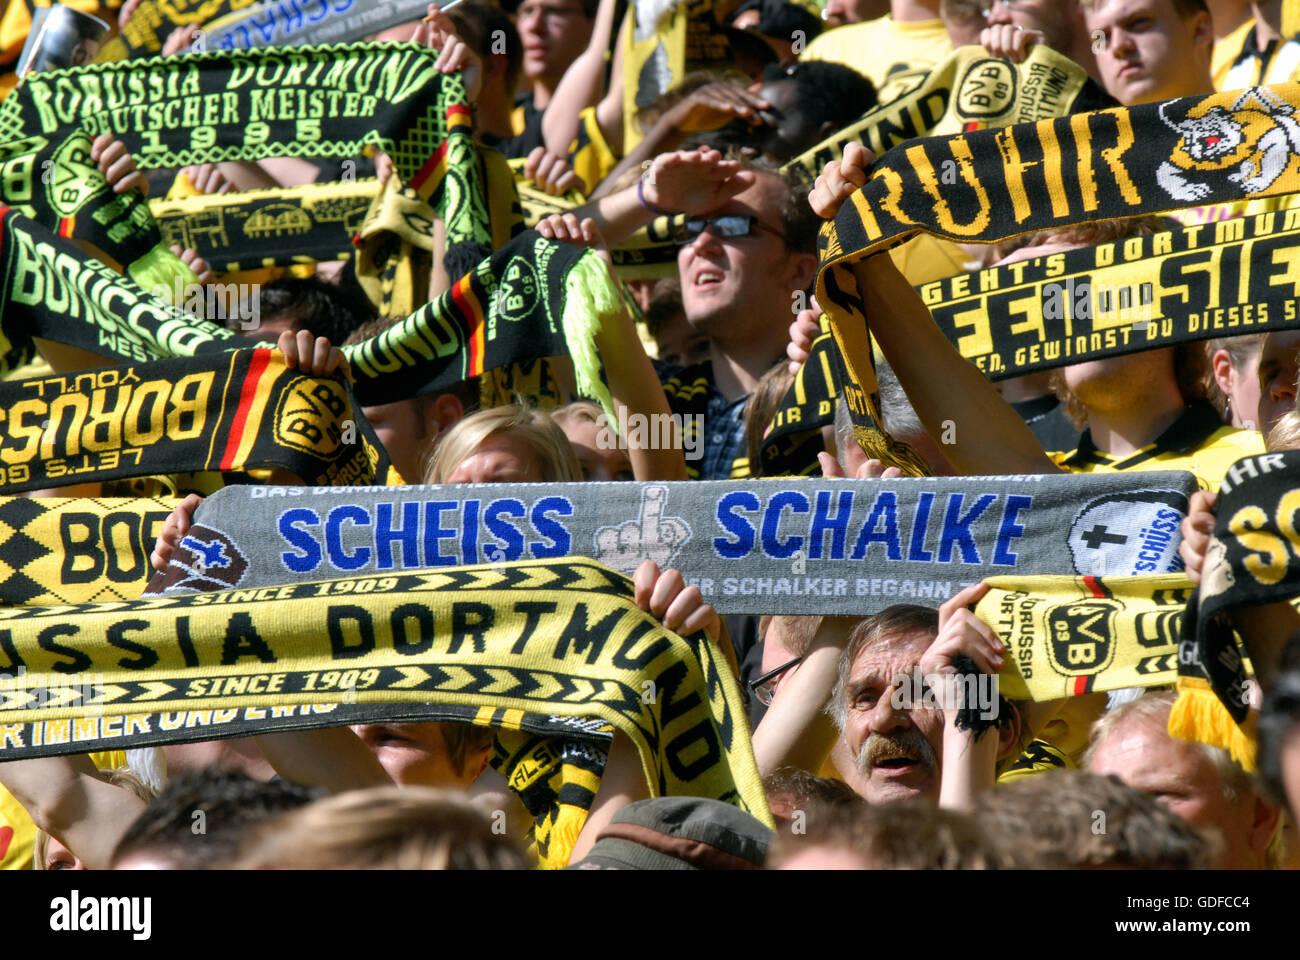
left=1, top=0, right=1300, bottom=872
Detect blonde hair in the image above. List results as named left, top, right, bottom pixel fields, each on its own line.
left=35, top=765, right=156, bottom=871
left=551, top=399, right=604, bottom=430
left=228, top=786, right=528, bottom=870
left=1268, top=410, right=1300, bottom=451
left=424, top=402, right=582, bottom=483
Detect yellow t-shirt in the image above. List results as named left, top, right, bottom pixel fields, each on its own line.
left=1212, top=18, right=1257, bottom=90
left=800, top=16, right=952, bottom=90
left=1217, top=23, right=1300, bottom=90
left=1048, top=401, right=1266, bottom=490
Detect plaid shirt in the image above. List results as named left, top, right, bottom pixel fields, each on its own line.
left=660, top=359, right=753, bottom=480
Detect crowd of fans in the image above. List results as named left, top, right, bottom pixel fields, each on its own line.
left=2, top=0, right=1300, bottom=872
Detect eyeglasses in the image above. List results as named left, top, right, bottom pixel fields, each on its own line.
left=748, top=655, right=803, bottom=706
left=674, top=214, right=786, bottom=245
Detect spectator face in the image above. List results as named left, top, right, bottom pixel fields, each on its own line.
left=43, top=836, right=85, bottom=871
left=984, top=0, right=1078, bottom=54
left=749, top=77, right=827, bottom=161
left=1256, top=331, right=1300, bottom=435
left=558, top=416, right=634, bottom=481
left=653, top=309, right=711, bottom=367
left=1084, top=0, right=1211, bottom=105
left=363, top=398, right=434, bottom=486
left=677, top=173, right=808, bottom=340
left=445, top=432, right=545, bottom=483
left=350, top=723, right=484, bottom=788
left=517, top=0, right=593, bottom=87
left=841, top=630, right=944, bottom=804
left=1060, top=347, right=1175, bottom=412
left=1088, top=715, right=1275, bottom=869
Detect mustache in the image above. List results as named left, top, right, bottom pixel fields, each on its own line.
left=856, top=728, right=936, bottom=775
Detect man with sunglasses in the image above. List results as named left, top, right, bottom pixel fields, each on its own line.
left=554, top=146, right=821, bottom=478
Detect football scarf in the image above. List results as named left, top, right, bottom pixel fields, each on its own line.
left=1173, top=451, right=1300, bottom=768
left=976, top=573, right=1193, bottom=702
left=921, top=207, right=1300, bottom=381
left=783, top=43, right=1113, bottom=184
left=818, top=84, right=1300, bottom=472
left=0, top=496, right=176, bottom=606
left=0, top=558, right=774, bottom=857
left=0, top=206, right=246, bottom=379
left=621, top=0, right=737, bottom=152
left=200, top=0, right=433, bottom=51
left=0, top=348, right=395, bottom=494
left=352, top=145, right=517, bottom=318
left=343, top=228, right=619, bottom=416
left=0, top=43, right=492, bottom=255
left=148, top=471, right=1199, bottom=616
left=759, top=320, right=837, bottom=478
left=150, top=178, right=375, bottom=274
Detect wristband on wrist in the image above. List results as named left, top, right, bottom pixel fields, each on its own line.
left=637, top=175, right=675, bottom=217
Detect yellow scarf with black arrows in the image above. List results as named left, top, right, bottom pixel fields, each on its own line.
left=0, top=557, right=772, bottom=866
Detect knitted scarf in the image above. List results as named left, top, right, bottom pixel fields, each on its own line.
left=818, top=85, right=1300, bottom=471
left=782, top=43, right=1113, bottom=184
left=0, top=557, right=773, bottom=867
left=201, top=0, right=433, bottom=51
left=0, top=348, right=396, bottom=493
left=1175, top=450, right=1300, bottom=768
left=146, top=472, right=1199, bottom=616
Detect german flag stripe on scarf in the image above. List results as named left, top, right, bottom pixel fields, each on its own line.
left=818, top=84, right=1300, bottom=472
left=0, top=347, right=396, bottom=493
left=0, top=558, right=773, bottom=868
left=975, top=573, right=1193, bottom=702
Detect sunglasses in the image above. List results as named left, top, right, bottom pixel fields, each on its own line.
left=748, top=655, right=803, bottom=706
left=674, top=214, right=786, bottom=245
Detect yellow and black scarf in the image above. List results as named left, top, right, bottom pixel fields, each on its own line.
left=819, top=84, right=1300, bottom=470
left=0, top=558, right=773, bottom=866
left=0, top=347, right=395, bottom=493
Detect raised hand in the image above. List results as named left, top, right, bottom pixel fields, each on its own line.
left=151, top=493, right=204, bottom=571
left=594, top=485, right=690, bottom=575
left=170, top=245, right=212, bottom=285
left=181, top=163, right=234, bottom=196
left=640, top=147, right=755, bottom=216
left=91, top=134, right=147, bottom=197
left=524, top=146, right=587, bottom=196
left=980, top=23, right=1043, bottom=64
left=277, top=329, right=352, bottom=380
left=633, top=559, right=720, bottom=641
left=667, top=82, right=771, bottom=134
left=1179, top=490, right=1216, bottom=585
left=786, top=297, right=822, bottom=373
left=809, top=142, right=872, bottom=221
left=417, top=3, right=482, bottom=102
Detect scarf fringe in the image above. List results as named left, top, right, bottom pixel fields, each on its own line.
left=562, top=251, right=620, bottom=426
left=129, top=243, right=199, bottom=305
left=1170, top=676, right=1257, bottom=771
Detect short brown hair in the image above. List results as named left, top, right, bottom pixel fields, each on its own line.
left=768, top=799, right=1004, bottom=869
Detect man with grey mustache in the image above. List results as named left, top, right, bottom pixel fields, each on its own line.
left=828, top=585, right=1027, bottom=808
